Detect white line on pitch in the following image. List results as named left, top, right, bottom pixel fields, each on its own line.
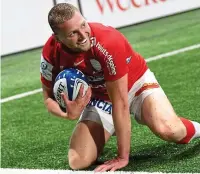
left=145, top=44, right=200, bottom=62
left=1, top=88, right=42, bottom=103
left=1, top=168, right=198, bottom=174
left=1, top=43, right=200, bottom=104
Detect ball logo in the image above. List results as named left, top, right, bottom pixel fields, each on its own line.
left=53, top=68, right=89, bottom=108
left=56, top=82, right=65, bottom=103
left=53, top=79, right=67, bottom=108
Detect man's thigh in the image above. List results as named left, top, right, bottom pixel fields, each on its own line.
left=129, top=69, right=163, bottom=123
left=69, top=120, right=111, bottom=163
left=129, top=69, right=181, bottom=128
left=140, top=90, right=185, bottom=140
left=141, top=90, right=177, bottom=125
left=69, top=100, right=113, bottom=163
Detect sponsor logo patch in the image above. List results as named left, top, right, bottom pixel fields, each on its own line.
left=87, top=98, right=112, bottom=114
left=96, top=42, right=116, bottom=75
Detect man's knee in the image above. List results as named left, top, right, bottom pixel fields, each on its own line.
left=155, top=118, right=186, bottom=142
left=68, top=150, right=95, bottom=170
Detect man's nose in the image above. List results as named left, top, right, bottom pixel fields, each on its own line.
left=78, top=29, right=86, bottom=40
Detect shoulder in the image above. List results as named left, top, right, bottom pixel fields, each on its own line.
left=89, top=22, right=127, bottom=48
left=90, top=24, right=129, bottom=57
left=42, top=35, right=60, bottom=61
left=43, top=35, right=58, bottom=50
left=89, top=22, right=121, bottom=40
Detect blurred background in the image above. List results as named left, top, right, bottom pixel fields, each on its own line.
left=2, top=0, right=200, bottom=56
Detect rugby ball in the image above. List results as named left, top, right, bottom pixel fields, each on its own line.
left=53, top=68, right=88, bottom=108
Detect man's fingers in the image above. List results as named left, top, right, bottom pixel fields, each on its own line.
left=94, top=165, right=106, bottom=172
left=77, top=85, right=91, bottom=102
left=77, top=84, right=84, bottom=98
left=111, top=161, right=128, bottom=171
left=94, top=158, right=128, bottom=172
left=104, top=159, right=115, bottom=164
left=94, top=164, right=111, bottom=172
left=85, top=87, right=92, bottom=102
left=99, top=164, right=115, bottom=172
left=87, top=86, right=92, bottom=96
left=110, top=166, right=118, bottom=172
left=61, top=92, right=69, bottom=104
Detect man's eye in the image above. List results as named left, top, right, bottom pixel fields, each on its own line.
left=68, top=32, right=75, bottom=37
left=82, top=23, right=86, bottom=28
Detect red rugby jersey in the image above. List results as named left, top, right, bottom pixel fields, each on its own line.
left=40, top=22, right=148, bottom=101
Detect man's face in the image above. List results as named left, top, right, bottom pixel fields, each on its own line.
left=56, top=11, right=91, bottom=52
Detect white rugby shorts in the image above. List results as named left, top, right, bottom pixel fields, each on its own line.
left=78, top=69, right=166, bottom=135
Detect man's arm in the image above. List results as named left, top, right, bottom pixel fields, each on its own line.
left=95, top=74, right=130, bottom=172
left=42, top=84, right=68, bottom=118
left=106, top=74, right=131, bottom=160
left=42, top=83, right=92, bottom=120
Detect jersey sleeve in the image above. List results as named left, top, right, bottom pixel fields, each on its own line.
left=97, top=32, right=129, bottom=81
left=40, top=54, right=54, bottom=88
left=40, top=36, right=56, bottom=88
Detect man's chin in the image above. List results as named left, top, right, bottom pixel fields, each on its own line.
left=79, top=45, right=90, bottom=52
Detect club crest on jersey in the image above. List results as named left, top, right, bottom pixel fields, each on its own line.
left=90, top=59, right=102, bottom=71
left=90, top=37, right=96, bottom=47
left=87, top=98, right=112, bottom=114
left=40, top=55, right=53, bottom=81
left=41, top=62, right=48, bottom=70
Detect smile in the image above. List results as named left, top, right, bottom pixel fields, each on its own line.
left=78, top=39, right=87, bottom=45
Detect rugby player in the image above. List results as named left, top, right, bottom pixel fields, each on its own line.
left=40, top=3, right=200, bottom=172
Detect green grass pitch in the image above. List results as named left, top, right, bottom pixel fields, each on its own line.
left=1, top=9, right=200, bottom=172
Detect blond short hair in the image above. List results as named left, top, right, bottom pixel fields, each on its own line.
left=48, top=3, right=78, bottom=33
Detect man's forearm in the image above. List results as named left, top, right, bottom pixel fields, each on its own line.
left=45, top=98, right=67, bottom=118
left=112, top=104, right=131, bottom=160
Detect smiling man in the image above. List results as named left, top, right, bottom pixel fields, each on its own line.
left=40, top=3, right=200, bottom=172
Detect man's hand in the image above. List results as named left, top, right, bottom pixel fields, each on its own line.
left=61, top=85, right=92, bottom=120
left=94, top=156, right=129, bottom=172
